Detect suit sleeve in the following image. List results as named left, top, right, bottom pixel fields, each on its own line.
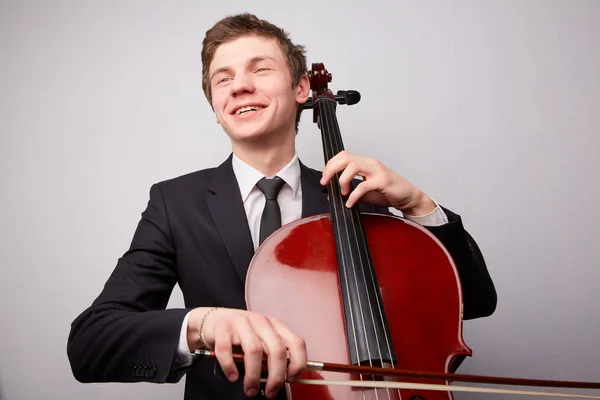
left=67, top=183, right=193, bottom=384
left=368, top=203, right=497, bottom=321
left=422, top=206, right=497, bottom=320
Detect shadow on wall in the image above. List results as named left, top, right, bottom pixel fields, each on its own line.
left=0, top=373, right=4, bottom=400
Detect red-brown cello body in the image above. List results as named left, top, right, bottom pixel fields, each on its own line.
left=245, top=63, right=471, bottom=400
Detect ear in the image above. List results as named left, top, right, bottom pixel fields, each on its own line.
left=295, top=74, right=311, bottom=104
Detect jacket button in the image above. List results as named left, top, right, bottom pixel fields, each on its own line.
left=132, top=366, right=138, bottom=377
left=149, top=367, right=156, bottom=378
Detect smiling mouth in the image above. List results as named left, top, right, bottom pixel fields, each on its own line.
left=234, top=105, right=265, bottom=115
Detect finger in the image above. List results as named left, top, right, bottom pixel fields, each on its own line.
left=249, top=316, right=288, bottom=398
left=269, top=318, right=307, bottom=382
left=345, top=178, right=379, bottom=208
left=337, top=161, right=365, bottom=196
left=234, top=316, right=265, bottom=397
left=212, top=319, right=239, bottom=383
left=320, top=150, right=354, bottom=185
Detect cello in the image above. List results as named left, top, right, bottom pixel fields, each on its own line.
left=247, top=61, right=472, bottom=400
left=197, top=63, right=600, bottom=399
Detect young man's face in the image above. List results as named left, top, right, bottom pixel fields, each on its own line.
left=208, top=35, right=309, bottom=144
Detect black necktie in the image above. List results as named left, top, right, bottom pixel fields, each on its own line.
left=256, top=176, right=285, bottom=245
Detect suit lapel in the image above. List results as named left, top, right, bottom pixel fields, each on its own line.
left=206, top=156, right=329, bottom=285
left=206, top=154, right=255, bottom=284
left=299, top=160, right=329, bottom=218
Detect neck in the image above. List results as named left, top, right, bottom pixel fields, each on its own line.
left=231, top=129, right=296, bottom=176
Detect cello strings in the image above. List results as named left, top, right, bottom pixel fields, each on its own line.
left=317, top=98, right=366, bottom=397
left=317, top=96, right=402, bottom=397
left=322, top=99, right=395, bottom=400
left=319, top=98, right=372, bottom=400
left=327, top=102, right=392, bottom=399
left=320, top=97, right=392, bottom=400
left=320, top=101, right=373, bottom=358
left=351, top=193, right=400, bottom=399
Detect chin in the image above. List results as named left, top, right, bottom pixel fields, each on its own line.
left=228, top=126, right=272, bottom=143
left=227, top=118, right=278, bottom=141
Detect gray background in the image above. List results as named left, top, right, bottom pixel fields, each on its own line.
left=1, top=0, right=599, bottom=399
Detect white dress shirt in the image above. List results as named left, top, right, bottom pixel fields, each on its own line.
left=173, top=153, right=449, bottom=367
left=232, top=153, right=303, bottom=250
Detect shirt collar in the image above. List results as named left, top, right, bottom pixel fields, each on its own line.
left=231, top=152, right=301, bottom=202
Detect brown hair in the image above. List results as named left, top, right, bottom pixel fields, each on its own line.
left=201, top=13, right=308, bottom=131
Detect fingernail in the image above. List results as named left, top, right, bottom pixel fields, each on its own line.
left=228, top=372, right=237, bottom=381
left=247, top=387, right=258, bottom=397
left=267, top=389, right=277, bottom=398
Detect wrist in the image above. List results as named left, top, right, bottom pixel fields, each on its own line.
left=398, top=190, right=436, bottom=217
left=187, top=307, right=220, bottom=352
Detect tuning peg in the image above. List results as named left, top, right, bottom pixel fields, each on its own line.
left=336, top=90, right=361, bottom=106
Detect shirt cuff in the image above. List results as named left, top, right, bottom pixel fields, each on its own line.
left=173, top=310, right=194, bottom=368
left=403, top=199, right=449, bottom=227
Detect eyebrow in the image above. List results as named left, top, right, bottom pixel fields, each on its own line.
left=210, top=56, right=277, bottom=81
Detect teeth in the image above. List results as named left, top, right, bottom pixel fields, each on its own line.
left=235, top=105, right=263, bottom=115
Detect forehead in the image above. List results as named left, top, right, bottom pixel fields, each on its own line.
left=209, top=35, right=285, bottom=73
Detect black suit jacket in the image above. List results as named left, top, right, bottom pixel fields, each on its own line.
left=67, top=154, right=497, bottom=399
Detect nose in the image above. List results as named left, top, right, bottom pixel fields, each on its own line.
left=229, top=71, right=255, bottom=97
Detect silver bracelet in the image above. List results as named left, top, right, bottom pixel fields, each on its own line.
left=197, top=307, right=219, bottom=350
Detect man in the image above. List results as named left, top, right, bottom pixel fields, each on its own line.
left=67, top=12, right=497, bottom=400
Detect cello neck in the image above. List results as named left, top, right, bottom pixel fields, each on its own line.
left=313, top=80, right=397, bottom=367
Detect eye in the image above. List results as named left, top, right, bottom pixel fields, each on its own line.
left=256, top=67, right=268, bottom=73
